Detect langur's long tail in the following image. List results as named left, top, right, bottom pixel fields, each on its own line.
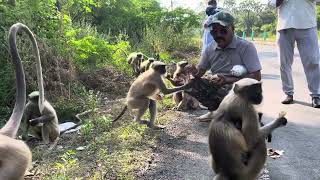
left=0, top=23, right=29, bottom=138
left=112, top=106, right=128, bottom=122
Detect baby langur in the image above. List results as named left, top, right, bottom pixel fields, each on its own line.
left=22, top=91, right=60, bottom=144
left=0, top=23, right=33, bottom=180
left=167, top=61, right=199, bottom=110
left=113, top=61, right=192, bottom=128
left=127, top=52, right=145, bottom=77
left=209, top=78, right=287, bottom=180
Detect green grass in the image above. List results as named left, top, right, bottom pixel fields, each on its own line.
left=30, top=98, right=175, bottom=179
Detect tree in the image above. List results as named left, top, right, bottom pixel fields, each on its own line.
left=236, top=0, right=263, bottom=35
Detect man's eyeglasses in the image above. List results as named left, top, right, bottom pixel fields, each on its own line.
left=210, top=25, right=230, bottom=35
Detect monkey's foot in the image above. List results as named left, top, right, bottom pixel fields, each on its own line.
left=151, top=124, right=166, bottom=130
left=196, top=111, right=214, bottom=122
left=267, top=134, right=272, bottom=142
left=138, top=120, right=150, bottom=125
left=172, top=106, right=184, bottom=111
left=49, top=137, right=60, bottom=150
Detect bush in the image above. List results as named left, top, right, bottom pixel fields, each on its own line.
left=66, top=26, right=131, bottom=72
left=54, top=83, right=101, bottom=122
left=136, top=24, right=200, bottom=60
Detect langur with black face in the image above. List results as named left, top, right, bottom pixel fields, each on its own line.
left=209, top=78, right=287, bottom=180
left=113, top=61, right=192, bottom=128
left=0, top=23, right=33, bottom=180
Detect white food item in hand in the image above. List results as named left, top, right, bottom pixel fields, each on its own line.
left=230, top=65, right=248, bottom=77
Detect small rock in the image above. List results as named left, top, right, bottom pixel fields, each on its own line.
left=76, top=146, right=86, bottom=151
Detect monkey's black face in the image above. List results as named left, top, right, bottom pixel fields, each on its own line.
left=29, top=96, right=39, bottom=103
left=137, top=54, right=144, bottom=61
left=154, top=65, right=167, bottom=75
left=246, top=83, right=263, bottom=104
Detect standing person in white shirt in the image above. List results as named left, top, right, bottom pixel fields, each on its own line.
left=269, top=0, right=320, bottom=108
left=201, top=0, right=219, bottom=54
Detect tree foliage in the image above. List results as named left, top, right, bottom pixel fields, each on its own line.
left=222, top=0, right=277, bottom=35
left=0, top=0, right=201, bottom=122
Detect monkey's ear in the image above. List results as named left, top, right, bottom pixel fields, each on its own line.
left=233, top=84, right=240, bottom=94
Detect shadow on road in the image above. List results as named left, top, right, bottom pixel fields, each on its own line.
left=262, top=73, right=280, bottom=80
left=293, top=100, right=312, bottom=107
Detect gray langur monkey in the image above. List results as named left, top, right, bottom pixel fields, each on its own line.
left=127, top=52, right=145, bottom=77
left=209, top=78, right=287, bottom=180
left=113, top=61, right=192, bottom=128
left=0, top=23, right=32, bottom=180
left=22, top=91, right=60, bottom=143
left=166, top=61, right=199, bottom=110
left=20, top=24, right=60, bottom=144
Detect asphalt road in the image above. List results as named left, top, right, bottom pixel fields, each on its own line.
left=256, top=43, right=320, bottom=180
left=141, top=43, right=320, bottom=180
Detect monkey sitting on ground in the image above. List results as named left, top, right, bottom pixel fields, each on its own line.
left=113, top=61, right=192, bottom=128
left=208, top=78, right=287, bottom=180
left=127, top=52, right=145, bottom=77
left=0, top=23, right=33, bottom=180
left=17, top=17, right=60, bottom=144
left=22, top=91, right=60, bottom=144
left=166, top=61, right=199, bottom=110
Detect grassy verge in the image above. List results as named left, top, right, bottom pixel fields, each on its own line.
left=28, top=95, right=175, bottom=180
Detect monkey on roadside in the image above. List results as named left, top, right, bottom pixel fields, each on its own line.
left=22, top=91, right=60, bottom=144
left=0, top=23, right=33, bottom=180
left=18, top=23, right=60, bottom=144
left=208, top=78, right=287, bottom=180
left=113, top=61, right=192, bottom=128
left=166, top=61, right=199, bottom=110
left=127, top=52, right=145, bottom=77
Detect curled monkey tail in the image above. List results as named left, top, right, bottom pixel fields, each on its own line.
left=112, top=106, right=128, bottom=122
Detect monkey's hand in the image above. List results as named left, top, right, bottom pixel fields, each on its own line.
left=22, top=134, right=29, bottom=141
left=29, top=118, right=41, bottom=126
left=155, top=93, right=164, bottom=101
left=165, top=73, right=173, bottom=79
left=277, top=111, right=287, bottom=126
left=183, top=80, right=195, bottom=92
left=275, top=116, right=287, bottom=127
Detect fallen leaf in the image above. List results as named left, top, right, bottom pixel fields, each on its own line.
left=76, top=146, right=86, bottom=151
left=267, top=148, right=285, bottom=159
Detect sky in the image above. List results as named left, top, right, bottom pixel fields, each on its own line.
left=159, top=0, right=270, bottom=11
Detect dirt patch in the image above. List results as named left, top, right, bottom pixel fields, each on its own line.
left=79, top=67, right=133, bottom=99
